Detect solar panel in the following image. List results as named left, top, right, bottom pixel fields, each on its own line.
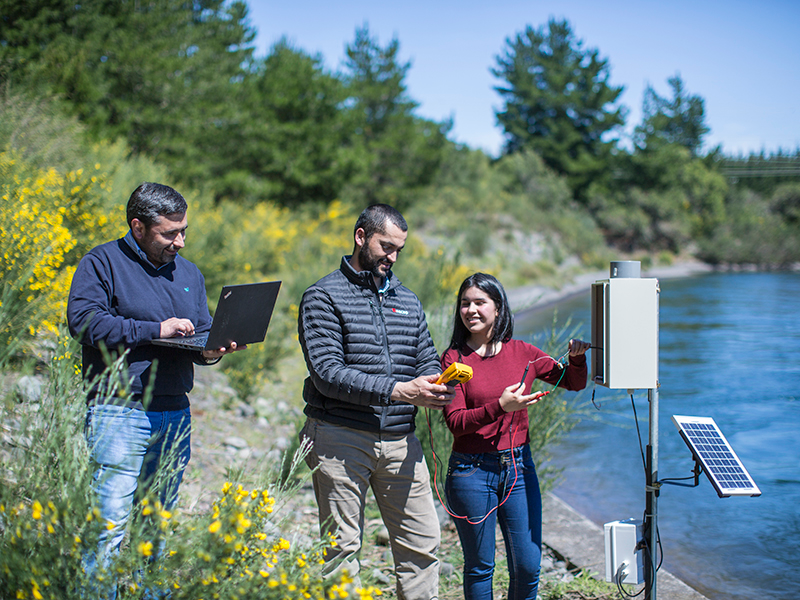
left=671, top=415, right=761, bottom=498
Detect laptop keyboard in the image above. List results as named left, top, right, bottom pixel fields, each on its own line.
left=179, top=334, right=208, bottom=348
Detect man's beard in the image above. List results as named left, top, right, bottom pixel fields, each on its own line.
left=359, top=245, right=390, bottom=279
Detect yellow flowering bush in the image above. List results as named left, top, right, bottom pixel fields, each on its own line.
left=185, top=198, right=353, bottom=303
left=0, top=499, right=107, bottom=600
left=0, top=154, right=73, bottom=351
left=151, top=481, right=323, bottom=598
left=123, top=480, right=383, bottom=600
left=0, top=152, right=123, bottom=361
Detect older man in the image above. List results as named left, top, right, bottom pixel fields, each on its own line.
left=67, top=182, right=243, bottom=598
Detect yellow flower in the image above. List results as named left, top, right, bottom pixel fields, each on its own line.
left=31, top=501, right=42, bottom=520
left=235, top=513, right=252, bottom=533
left=208, top=520, right=221, bottom=533
left=137, top=541, right=154, bottom=557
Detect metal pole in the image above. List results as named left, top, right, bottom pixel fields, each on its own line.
left=645, top=387, right=659, bottom=599
left=644, top=282, right=661, bottom=600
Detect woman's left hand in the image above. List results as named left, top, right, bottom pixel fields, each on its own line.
left=568, top=339, right=591, bottom=356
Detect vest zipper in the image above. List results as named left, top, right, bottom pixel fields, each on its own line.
left=369, top=296, right=393, bottom=377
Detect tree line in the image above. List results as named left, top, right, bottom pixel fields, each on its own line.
left=2, top=0, right=799, bottom=265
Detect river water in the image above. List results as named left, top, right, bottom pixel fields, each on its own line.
left=515, top=271, right=800, bottom=600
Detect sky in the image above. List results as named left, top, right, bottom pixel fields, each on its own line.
left=246, top=0, right=800, bottom=158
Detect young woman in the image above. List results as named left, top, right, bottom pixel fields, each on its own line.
left=441, top=273, right=590, bottom=600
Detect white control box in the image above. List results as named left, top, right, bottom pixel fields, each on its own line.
left=604, top=518, right=644, bottom=585
left=591, top=278, right=659, bottom=389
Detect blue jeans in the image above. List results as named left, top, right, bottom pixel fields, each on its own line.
left=445, top=445, right=542, bottom=600
left=83, top=404, right=192, bottom=599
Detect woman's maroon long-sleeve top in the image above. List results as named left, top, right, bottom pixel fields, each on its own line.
left=441, top=339, right=587, bottom=453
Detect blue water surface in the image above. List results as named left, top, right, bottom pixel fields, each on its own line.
left=516, top=271, right=800, bottom=600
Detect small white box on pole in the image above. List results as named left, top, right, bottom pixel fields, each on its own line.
left=604, top=518, right=644, bottom=585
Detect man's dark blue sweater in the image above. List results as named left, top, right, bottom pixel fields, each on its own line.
left=67, top=235, right=213, bottom=411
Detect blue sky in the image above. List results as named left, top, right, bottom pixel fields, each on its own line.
left=246, top=0, right=799, bottom=158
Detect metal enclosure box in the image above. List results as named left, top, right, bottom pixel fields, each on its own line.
left=591, top=278, right=659, bottom=389
left=604, top=519, right=644, bottom=585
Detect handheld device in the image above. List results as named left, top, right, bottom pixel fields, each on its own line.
left=436, top=362, right=473, bottom=386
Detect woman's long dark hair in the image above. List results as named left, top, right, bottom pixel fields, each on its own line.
left=449, top=273, right=514, bottom=351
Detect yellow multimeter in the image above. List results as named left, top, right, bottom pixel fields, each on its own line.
left=436, top=362, right=473, bottom=386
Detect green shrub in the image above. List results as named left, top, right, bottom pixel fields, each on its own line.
left=1, top=329, right=109, bottom=599
left=525, top=317, right=587, bottom=492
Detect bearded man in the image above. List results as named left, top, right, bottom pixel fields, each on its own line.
left=298, top=203, right=454, bottom=599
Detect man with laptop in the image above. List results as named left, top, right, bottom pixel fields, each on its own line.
left=67, top=182, right=249, bottom=598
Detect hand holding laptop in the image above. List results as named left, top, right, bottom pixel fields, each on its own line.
left=202, top=340, right=245, bottom=360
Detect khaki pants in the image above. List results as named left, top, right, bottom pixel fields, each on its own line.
left=301, top=418, right=440, bottom=600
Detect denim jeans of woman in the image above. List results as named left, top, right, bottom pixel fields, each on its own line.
left=445, top=444, right=542, bottom=600
left=82, top=404, right=191, bottom=600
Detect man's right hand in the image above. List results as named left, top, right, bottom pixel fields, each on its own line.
left=391, top=374, right=455, bottom=410
left=160, top=317, right=195, bottom=338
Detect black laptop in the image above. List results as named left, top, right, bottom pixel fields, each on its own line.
left=152, top=281, right=281, bottom=351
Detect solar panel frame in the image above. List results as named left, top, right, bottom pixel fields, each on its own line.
left=671, top=415, right=761, bottom=498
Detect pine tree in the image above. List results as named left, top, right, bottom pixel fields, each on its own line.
left=493, top=19, right=625, bottom=200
